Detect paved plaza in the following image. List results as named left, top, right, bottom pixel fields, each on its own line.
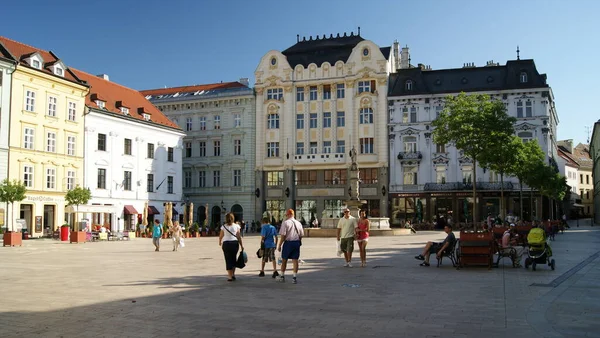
left=1, top=220, right=599, bottom=338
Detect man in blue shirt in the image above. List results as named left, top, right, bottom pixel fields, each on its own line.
left=259, top=215, right=279, bottom=278
left=152, top=219, right=163, bottom=252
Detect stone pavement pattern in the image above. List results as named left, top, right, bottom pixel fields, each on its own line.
left=0, top=221, right=599, bottom=338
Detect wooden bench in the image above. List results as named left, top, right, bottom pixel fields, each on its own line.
left=458, top=231, right=493, bottom=269
left=436, top=239, right=459, bottom=268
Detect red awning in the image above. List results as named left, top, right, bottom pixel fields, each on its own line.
left=123, top=205, right=139, bottom=215
left=148, top=206, right=161, bottom=215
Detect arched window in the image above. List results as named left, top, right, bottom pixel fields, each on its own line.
left=267, top=113, right=279, bottom=129
left=405, top=80, right=413, bottom=91
left=520, top=72, right=528, bottom=83
left=518, top=131, right=533, bottom=143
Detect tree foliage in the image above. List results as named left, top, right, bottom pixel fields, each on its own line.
left=65, top=186, right=91, bottom=207
left=0, top=179, right=27, bottom=231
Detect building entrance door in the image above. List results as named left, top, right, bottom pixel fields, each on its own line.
left=44, top=205, right=55, bottom=232
left=19, top=204, right=33, bottom=233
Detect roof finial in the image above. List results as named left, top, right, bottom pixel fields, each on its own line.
left=358, top=26, right=361, bottom=36
left=297, top=34, right=299, bottom=43
left=516, top=45, right=520, bottom=60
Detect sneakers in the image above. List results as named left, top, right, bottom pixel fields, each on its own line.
left=343, top=262, right=349, bottom=267
left=415, top=255, right=424, bottom=261
left=347, top=262, right=353, bottom=268
left=258, top=271, right=265, bottom=277
left=292, top=277, right=297, bottom=284
left=272, top=271, right=279, bottom=278
left=278, top=276, right=285, bottom=283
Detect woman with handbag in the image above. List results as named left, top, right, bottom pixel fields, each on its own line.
left=219, top=212, right=244, bottom=282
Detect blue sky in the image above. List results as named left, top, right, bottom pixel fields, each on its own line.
left=2, top=0, right=598, bottom=145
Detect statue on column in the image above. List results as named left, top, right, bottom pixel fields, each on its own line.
left=348, top=146, right=360, bottom=201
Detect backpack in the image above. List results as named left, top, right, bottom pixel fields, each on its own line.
left=527, top=227, right=546, bottom=246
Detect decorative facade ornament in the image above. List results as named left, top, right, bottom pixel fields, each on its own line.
left=432, top=155, right=450, bottom=165
left=514, top=122, right=537, bottom=131
left=458, top=156, right=473, bottom=164
left=399, top=127, right=420, bottom=136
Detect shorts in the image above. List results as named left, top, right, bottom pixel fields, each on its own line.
left=262, top=247, right=276, bottom=262
left=340, top=237, right=354, bottom=253
left=282, top=241, right=301, bottom=260
left=430, top=242, right=443, bottom=254
left=357, top=238, right=369, bottom=243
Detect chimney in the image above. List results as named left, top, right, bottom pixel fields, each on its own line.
left=400, top=46, right=410, bottom=69
left=96, top=74, right=109, bottom=81
left=393, top=40, right=400, bottom=72
left=239, top=78, right=250, bottom=87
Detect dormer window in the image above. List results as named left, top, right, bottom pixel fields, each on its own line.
left=520, top=72, right=528, bottom=83
left=32, top=60, right=41, bottom=68
left=143, top=114, right=151, bottom=121
left=96, top=100, right=105, bottom=109
left=121, top=107, right=129, bottom=115
left=405, top=80, right=413, bottom=91
left=54, top=67, right=63, bottom=76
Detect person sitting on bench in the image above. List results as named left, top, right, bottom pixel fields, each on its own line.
left=415, top=225, right=456, bottom=266
left=498, top=227, right=522, bottom=267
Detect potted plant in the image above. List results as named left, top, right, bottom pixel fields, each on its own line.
left=0, top=179, right=26, bottom=247
left=162, top=223, right=169, bottom=239
left=191, top=222, right=199, bottom=237
left=65, top=186, right=91, bottom=244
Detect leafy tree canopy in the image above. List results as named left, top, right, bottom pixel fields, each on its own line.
left=65, top=186, right=91, bottom=207
left=0, top=179, right=27, bottom=204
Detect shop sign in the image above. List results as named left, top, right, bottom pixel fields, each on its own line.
left=25, top=195, right=63, bottom=203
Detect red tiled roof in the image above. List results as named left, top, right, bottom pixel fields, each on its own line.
left=0, top=36, right=81, bottom=84
left=71, top=69, right=181, bottom=130
left=557, top=147, right=579, bottom=168
left=140, top=81, right=246, bottom=96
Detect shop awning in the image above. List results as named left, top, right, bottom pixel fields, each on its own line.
left=148, top=206, right=161, bottom=215
left=123, top=205, right=139, bottom=215
left=65, top=205, right=114, bottom=214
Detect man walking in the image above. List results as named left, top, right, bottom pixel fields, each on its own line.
left=337, top=208, right=357, bottom=267
left=277, top=209, right=304, bottom=284
left=152, top=219, right=163, bottom=252
left=259, top=215, right=279, bottom=278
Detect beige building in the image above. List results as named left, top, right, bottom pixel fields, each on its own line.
left=573, top=143, right=593, bottom=217
left=0, top=37, right=88, bottom=236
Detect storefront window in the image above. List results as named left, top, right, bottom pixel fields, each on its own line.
left=295, top=200, right=316, bottom=226
left=266, top=200, right=286, bottom=225
left=325, top=199, right=344, bottom=218
left=363, top=199, right=380, bottom=217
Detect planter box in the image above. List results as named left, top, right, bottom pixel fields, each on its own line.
left=70, top=231, right=86, bottom=244
left=3, top=232, right=22, bottom=247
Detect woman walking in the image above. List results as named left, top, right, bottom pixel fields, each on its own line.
left=356, top=210, right=370, bottom=267
left=170, top=221, right=183, bottom=251
left=219, top=212, right=244, bottom=282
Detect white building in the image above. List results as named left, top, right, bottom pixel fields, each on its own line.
left=141, top=81, right=256, bottom=226
left=74, top=70, right=185, bottom=231
left=254, top=30, right=398, bottom=224
left=0, top=56, right=16, bottom=228
left=388, top=56, right=560, bottom=225
left=556, top=144, right=579, bottom=212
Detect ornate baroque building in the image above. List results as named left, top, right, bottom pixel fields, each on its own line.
left=388, top=57, right=560, bottom=225
left=141, top=81, right=255, bottom=226
left=254, top=31, right=398, bottom=224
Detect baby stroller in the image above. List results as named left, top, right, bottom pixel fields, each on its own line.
left=524, top=227, right=555, bottom=271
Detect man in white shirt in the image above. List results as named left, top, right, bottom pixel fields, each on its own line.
left=277, top=209, right=304, bottom=284
left=337, top=208, right=357, bottom=267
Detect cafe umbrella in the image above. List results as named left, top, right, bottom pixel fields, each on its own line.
left=416, top=199, right=423, bottom=223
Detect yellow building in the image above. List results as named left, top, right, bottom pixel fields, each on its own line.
left=0, top=37, right=88, bottom=236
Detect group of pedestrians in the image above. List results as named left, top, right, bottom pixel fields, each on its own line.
left=150, top=219, right=183, bottom=252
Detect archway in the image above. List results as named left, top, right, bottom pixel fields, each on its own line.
left=197, top=206, right=206, bottom=225
left=211, top=206, right=221, bottom=227
left=231, top=204, right=243, bottom=223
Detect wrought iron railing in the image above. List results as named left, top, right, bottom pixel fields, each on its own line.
left=397, top=151, right=422, bottom=160
left=424, top=182, right=513, bottom=191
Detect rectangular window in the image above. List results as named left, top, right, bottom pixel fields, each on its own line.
left=234, top=114, right=241, bottom=127
left=296, top=142, right=304, bottom=155
left=310, top=113, right=317, bottom=128
left=581, top=174, right=584, bottom=184
left=296, top=114, right=304, bottom=129
left=410, top=107, right=417, bottom=123
left=46, top=168, right=56, bottom=189
left=185, top=142, right=192, bottom=157
left=214, top=115, right=221, bottom=130
left=47, top=96, right=57, bottom=117
left=435, top=106, right=443, bottom=119
left=309, top=86, right=318, bottom=101
left=267, top=171, right=284, bottom=186
left=310, top=142, right=318, bottom=154
left=587, top=175, right=590, bottom=185
left=404, top=137, right=417, bottom=152
left=435, top=143, right=446, bottom=153
left=360, top=168, right=379, bottom=184
left=147, top=173, right=154, bottom=192
left=233, top=169, right=241, bottom=187
left=213, top=171, right=220, bottom=187
left=124, top=171, right=132, bottom=191
left=359, top=108, right=373, bottom=124
left=167, top=176, right=174, bottom=193
left=23, top=166, right=33, bottom=188
left=46, top=132, right=56, bottom=152
left=68, top=102, right=76, bottom=121
left=462, top=166, right=473, bottom=183
left=167, top=147, right=174, bottom=162
left=266, top=142, right=279, bottom=157
left=436, top=165, right=446, bottom=184
left=323, top=85, right=331, bottom=100
left=124, top=138, right=132, bottom=155
left=325, top=169, right=347, bottom=185
left=403, top=167, right=417, bottom=185
left=24, top=127, right=34, bottom=149
left=267, top=113, right=279, bottom=129
left=184, top=171, right=192, bottom=188
left=198, top=171, right=206, bottom=187
left=98, top=133, right=106, bottom=151
left=525, top=100, right=532, bottom=117
left=267, top=88, right=283, bottom=100
left=323, top=112, right=331, bottom=128
left=336, top=84, right=345, bottom=99
left=213, top=141, right=221, bottom=156
left=186, top=117, right=193, bottom=131
left=323, top=141, right=331, bottom=154
left=336, top=112, right=345, bottom=127
left=295, top=170, right=317, bottom=185
left=296, top=87, right=304, bottom=101
left=147, top=143, right=155, bottom=158
left=66, top=170, right=75, bottom=190
left=360, top=138, right=374, bottom=154
left=25, top=90, right=36, bottom=112
left=199, top=142, right=206, bottom=157
left=67, top=136, right=76, bottom=156
left=517, top=101, right=523, bottom=118
left=98, top=169, right=106, bottom=189
left=336, top=140, right=345, bottom=154
left=402, top=107, right=409, bottom=123
left=358, top=81, right=371, bottom=94
left=199, top=117, right=206, bottom=131
left=234, top=139, right=241, bottom=155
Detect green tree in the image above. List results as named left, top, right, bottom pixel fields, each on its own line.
left=512, top=140, right=545, bottom=220
left=432, top=93, right=516, bottom=226
left=529, top=162, right=568, bottom=219
left=65, top=186, right=91, bottom=230
left=0, top=179, right=27, bottom=232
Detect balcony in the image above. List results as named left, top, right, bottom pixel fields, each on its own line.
left=390, top=184, right=425, bottom=192
left=397, top=151, right=422, bottom=163
left=423, top=182, right=514, bottom=191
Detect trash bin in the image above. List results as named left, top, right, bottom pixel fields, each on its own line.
left=21, top=228, right=29, bottom=240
